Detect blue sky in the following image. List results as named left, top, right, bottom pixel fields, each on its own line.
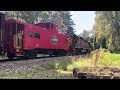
left=70, top=11, right=96, bottom=35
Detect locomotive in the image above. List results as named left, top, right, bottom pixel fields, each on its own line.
left=0, top=12, right=92, bottom=59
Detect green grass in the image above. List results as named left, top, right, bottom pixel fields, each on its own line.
left=98, top=50, right=120, bottom=67
left=67, top=49, right=120, bottom=70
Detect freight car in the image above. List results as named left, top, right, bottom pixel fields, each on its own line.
left=73, top=35, right=92, bottom=54
left=0, top=12, right=92, bottom=59
left=67, top=34, right=92, bottom=55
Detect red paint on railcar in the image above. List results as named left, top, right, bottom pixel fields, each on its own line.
left=3, top=19, right=71, bottom=58
left=23, top=22, right=70, bottom=51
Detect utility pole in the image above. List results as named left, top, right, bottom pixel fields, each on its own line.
left=91, top=27, right=95, bottom=52
left=93, top=30, right=96, bottom=52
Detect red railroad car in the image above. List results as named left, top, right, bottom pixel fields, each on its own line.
left=4, top=19, right=71, bottom=59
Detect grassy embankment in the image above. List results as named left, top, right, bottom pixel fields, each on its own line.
left=0, top=49, right=120, bottom=79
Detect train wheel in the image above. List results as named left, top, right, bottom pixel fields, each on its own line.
left=85, top=49, right=89, bottom=54
left=31, top=50, right=37, bottom=59
left=55, top=53, right=59, bottom=57
left=54, top=51, right=60, bottom=57
left=24, top=51, right=30, bottom=59
left=67, top=52, right=72, bottom=56
left=17, top=56, right=24, bottom=60
left=88, top=50, right=90, bottom=54
left=48, top=51, right=53, bottom=57
left=86, top=49, right=89, bottom=54
left=7, top=52, right=14, bottom=59
left=49, top=54, right=52, bottom=57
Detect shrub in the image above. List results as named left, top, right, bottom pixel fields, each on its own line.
left=41, top=59, right=72, bottom=71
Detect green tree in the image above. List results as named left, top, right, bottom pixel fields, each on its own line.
left=93, top=11, right=120, bottom=53
left=58, top=11, right=75, bottom=35
left=79, top=30, right=92, bottom=41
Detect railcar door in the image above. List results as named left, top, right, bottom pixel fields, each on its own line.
left=13, top=23, right=24, bottom=50
left=14, top=33, right=22, bottom=49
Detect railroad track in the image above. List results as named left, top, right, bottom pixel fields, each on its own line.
left=0, top=54, right=87, bottom=73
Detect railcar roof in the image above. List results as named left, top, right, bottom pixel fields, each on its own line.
left=5, top=19, right=58, bottom=28
left=5, top=19, right=33, bottom=26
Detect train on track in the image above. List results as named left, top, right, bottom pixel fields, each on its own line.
left=0, top=12, right=92, bottom=59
